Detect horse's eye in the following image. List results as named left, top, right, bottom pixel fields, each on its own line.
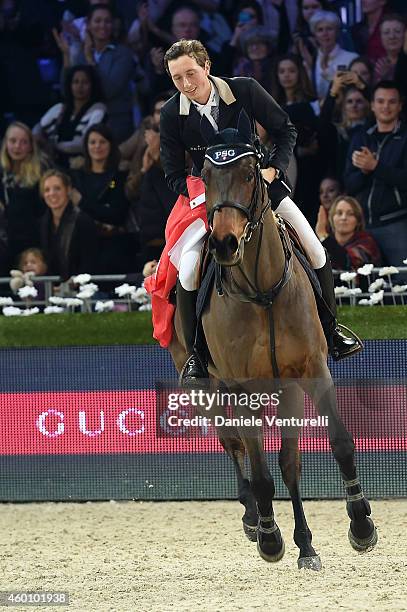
left=246, top=173, right=254, bottom=182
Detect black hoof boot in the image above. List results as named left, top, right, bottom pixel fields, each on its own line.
left=257, top=514, right=285, bottom=562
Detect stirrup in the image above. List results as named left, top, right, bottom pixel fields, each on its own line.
left=329, top=324, right=363, bottom=361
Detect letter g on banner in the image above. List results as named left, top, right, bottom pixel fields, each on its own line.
left=36, top=410, right=65, bottom=437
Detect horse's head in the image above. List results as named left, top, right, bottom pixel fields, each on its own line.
left=201, top=110, right=265, bottom=266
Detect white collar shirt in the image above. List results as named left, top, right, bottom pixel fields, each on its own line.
left=193, top=82, right=220, bottom=132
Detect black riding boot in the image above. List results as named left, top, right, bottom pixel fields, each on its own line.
left=176, top=281, right=209, bottom=385
left=315, top=256, right=363, bottom=361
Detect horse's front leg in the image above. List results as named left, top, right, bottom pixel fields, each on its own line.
left=237, top=418, right=285, bottom=562
left=278, top=383, right=322, bottom=570
left=303, top=361, right=378, bottom=552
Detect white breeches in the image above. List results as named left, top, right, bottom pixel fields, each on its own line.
left=177, top=196, right=326, bottom=291
left=275, top=197, right=326, bottom=269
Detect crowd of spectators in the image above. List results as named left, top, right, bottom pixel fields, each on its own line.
left=0, top=0, right=407, bottom=293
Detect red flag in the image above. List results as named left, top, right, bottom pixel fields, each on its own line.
left=144, top=176, right=208, bottom=347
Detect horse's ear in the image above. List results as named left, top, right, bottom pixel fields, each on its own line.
left=200, top=115, right=217, bottom=144
left=237, top=109, right=252, bottom=144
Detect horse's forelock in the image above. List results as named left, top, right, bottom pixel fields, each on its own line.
left=212, top=127, right=252, bottom=146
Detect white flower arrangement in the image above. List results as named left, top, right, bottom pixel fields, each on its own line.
left=49, top=296, right=66, bottom=305
left=95, top=300, right=114, bottom=312
left=18, top=285, right=38, bottom=299
left=403, top=259, right=407, bottom=265
left=358, top=299, right=372, bottom=306
left=347, top=288, right=362, bottom=296
left=114, top=283, right=136, bottom=298
left=72, top=273, right=91, bottom=285
left=22, top=307, right=40, bottom=316
left=76, top=283, right=98, bottom=299
left=339, top=271, right=357, bottom=282
left=357, top=263, right=374, bottom=276
left=0, top=297, right=14, bottom=306
left=3, top=306, right=23, bottom=316
left=370, top=290, right=384, bottom=304
left=393, top=285, right=407, bottom=293
left=44, top=306, right=65, bottom=314
left=334, top=285, right=349, bottom=296
left=131, top=287, right=150, bottom=304
left=378, top=266, right=399, bottom=277
left=138, top=303, right=152, bottom=311
left=64, top=298, right=84, bottom=308
left=368, top=278, right=385, bottom=293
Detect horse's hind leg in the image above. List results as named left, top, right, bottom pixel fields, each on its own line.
left=238, top=425, right=285, bottom=563
left=303, top=362, right=378, bottom=553
left=217, top=429, right=258, bottom=541
left=278, top=386, right=322, bottom=570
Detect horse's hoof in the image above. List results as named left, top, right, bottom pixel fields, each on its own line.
left=257, top=537, right=285, bottom=563
left=243, top=522, right=257, bottom=542
left=298, top=555, right=322, bottom=571
left=348, top=524, right=378, bottom=553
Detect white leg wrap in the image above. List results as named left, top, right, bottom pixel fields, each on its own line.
left=275, top=196, right=326, bottom=269
left=178, top=237, right=205, bottom=291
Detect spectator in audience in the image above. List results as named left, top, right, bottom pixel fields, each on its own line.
left=292, top=0, right=330, bottom=61
left=345, top=80, right=407, bottom=266
left=271, top=52, right=323, bottom=226
left=316, top=195, right=382, bottom=270
left=351, top=0, right=389, bottom=62
left=394, top=27, right=407, bottom=104
left=319, top=175, right=342, bottom=211
left=233, top=27, right=276, bottom=92
left=320, top=73, right=371, bottom=177
left=71, top=123, right=133, bottom=273
left=54, top=3, right=135, bottom=142
left=374, top=13, right=405, bottom=83
left=218, top=1, right=263, bottom=75
left=33, top=65, right=107, bottom=168
left=40, top=169, right=98, bottom=280
left=0, top=122, right=48, bottom=267
left=349, top=56, right=374, bottom=89
left=9, top=247, right=48, bottom=300
left=307, top=10, right=358, bottom=100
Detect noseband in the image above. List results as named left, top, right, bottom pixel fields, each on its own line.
left=204, top=142, right=272, bottom=243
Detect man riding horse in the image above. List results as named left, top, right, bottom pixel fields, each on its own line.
left=158, top=39, right=361, bottom=384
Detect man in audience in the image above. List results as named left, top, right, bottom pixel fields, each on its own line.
left=345, top=80, right=407, bottom=265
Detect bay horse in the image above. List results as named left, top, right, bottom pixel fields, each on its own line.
left=168, top=111, right=377, bottom=570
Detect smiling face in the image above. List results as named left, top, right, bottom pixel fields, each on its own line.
left=87, top=8, right=113, bottom=44
left=380, top=19, right=405, bottom=56
left=167, top=54, right=211, bottom=104
left=6, top=126, right=32, bottom=163
left=21, top=251, right=47, bottom=275
left=319, top=178, right=340, bottom=210
left=371, top=87, right=402, bottom=126
left=278, top=59, right=299, bottom=90
left=42, top=176, right=70, bottom=212
left=87, top=131, right=111, bottom=166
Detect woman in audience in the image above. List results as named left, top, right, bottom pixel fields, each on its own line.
left=319, top=176, right=342, bottom=212
left=218, top=1, right=263, bottom=74
left=349, top=56, right=374, bottom=89
left=40, top=169, right=97, bottom=280
left=271, top=53, right=323, bottom=226
left=320, top=73, right=371, bottom=177
left=0, top=122, right=48, bottom=268
left=374, top=14, right=406, bottom=82
left=233, top=27, right=276, bottom=92
left=307, top=10, right=358, bottom=100
left=293, top=0, right=331, bottom=60
left=316, top=195, right=382, bottom=269
left=71, top=123, right=133, bottom=273
left=54, top=4, right=134, bottom=142
left=34, top=65, right=107, bottom=169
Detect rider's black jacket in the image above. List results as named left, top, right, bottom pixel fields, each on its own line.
left=160, top=75, right=297, bottom=197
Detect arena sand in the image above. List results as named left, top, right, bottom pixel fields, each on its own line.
left=0, top=499, right=406, bottom=612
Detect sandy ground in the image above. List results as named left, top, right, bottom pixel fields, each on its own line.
left=0, top=499, right=406, bottom=612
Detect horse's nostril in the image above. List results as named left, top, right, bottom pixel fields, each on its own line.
left=226, top=234, right=239, bottom=254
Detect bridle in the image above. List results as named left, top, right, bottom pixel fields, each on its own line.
left=204, top=140, right=293, bottom=309
left=204, top=141, right=272, bottom=246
